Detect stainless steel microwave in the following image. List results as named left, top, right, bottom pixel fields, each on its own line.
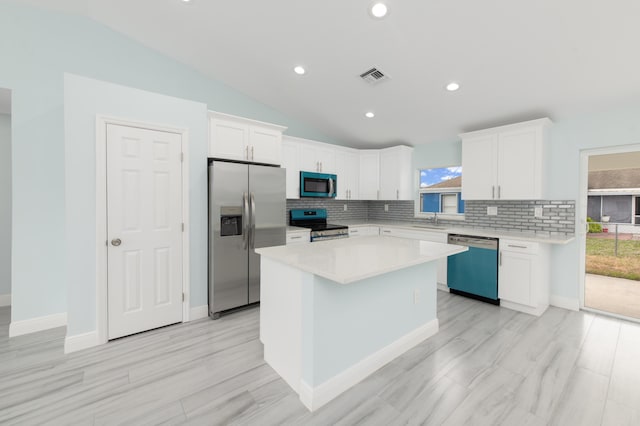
left=300, top=171, right=337, bottom=198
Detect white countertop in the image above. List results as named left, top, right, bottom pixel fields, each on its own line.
left=332, top=220, right=575, bottom=245
left=256, top=235, right=467, bottom=284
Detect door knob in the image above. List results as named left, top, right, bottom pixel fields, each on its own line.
left=111, top=238, right=122, bottom=246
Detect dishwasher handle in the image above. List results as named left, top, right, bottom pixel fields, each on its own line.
left=448, top=234, right=498, bottom=250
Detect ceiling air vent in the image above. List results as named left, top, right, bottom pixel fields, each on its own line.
left=360, top=67, right=389, bottom=85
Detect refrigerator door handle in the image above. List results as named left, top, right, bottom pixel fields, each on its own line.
left=243, top=192, right=249, bottom=249
left=250, top=192, right=256, bottom=249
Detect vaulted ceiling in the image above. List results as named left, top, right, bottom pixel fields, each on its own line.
left=17, top=0, right=640, bottom=148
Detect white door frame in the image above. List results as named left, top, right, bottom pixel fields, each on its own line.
left=95, top=115, right=190, bottom=345
left=578, top=142, right=640, bottom=311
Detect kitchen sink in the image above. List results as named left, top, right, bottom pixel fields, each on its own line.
left=411, top=224, right=445, bottom=229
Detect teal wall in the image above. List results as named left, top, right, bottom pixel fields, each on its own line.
left=0, top=1, right=337, bottom=324
left=0, top=113, right=10, bottom=299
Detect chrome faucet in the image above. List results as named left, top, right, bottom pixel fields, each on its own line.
left=429, top=212, right=438, bottom=224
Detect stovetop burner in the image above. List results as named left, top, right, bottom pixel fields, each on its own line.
left=289, top=208, right=348, bottom=241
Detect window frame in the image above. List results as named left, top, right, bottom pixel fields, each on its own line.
left=414, top=165, right=465, bottom=221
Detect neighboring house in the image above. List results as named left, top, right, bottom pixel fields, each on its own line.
left=420, top=175, right=465, bottom=214
left=587, top=168, right=640, bottom=224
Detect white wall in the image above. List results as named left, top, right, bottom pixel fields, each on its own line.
left=64, top=74, right=208, bottom=337
left=0, top=2, right=337, bottom=328
left=546, top=105, right=640, bottom=302
left=0, top=113, right=10, bottom=302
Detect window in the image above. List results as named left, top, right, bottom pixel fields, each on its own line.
left=416, top=166, right=465, bottom=218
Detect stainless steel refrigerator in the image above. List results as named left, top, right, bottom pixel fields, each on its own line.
left=208, top=160, right=286, bottom=318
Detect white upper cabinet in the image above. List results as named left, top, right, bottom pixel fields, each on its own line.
left=379, top=146, right=414, bottom=200
left=335, top=147, right=359, bottom=200
left=209, top=111, right=286, bottom=165
left=281, top=137, right=301, bottom=199
left=359, top=150, right=380, bottom=200
left=461, top=118, right=552, bottom=200
left=299, top=140, right=337, bottom=174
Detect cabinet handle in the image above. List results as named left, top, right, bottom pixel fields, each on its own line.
left=290, top=235, right=302, bottom=240
left=507, top=244, right=528, bottom=249
left=351, top=229, right=359, bottom=233
left=245, top=146, right=249, bottom=160
left=492, top=186, right=495, bottom=200
left=383, top=230, right=391, bottom=233
left=497, top=185, right=501, bottom=199
left=396, top=189, right=399, bottom=200
left=320, top=161, right=323, bottom=172
left=377, top=189, right=380, bottom=200
left=499, top=251, right=502, bottom=266
left=316, top=161, right=320, bottom=172
left=251, top=146, right=254, bottom=161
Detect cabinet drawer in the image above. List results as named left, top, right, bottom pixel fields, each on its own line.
left=286, top=232, right=310, bottom=244
left=500, top=239, right=538, bottom=254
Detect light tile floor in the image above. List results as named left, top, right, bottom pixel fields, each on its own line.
left=1, top=291, right=639, bottom=425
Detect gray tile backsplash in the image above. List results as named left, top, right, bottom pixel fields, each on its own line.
left=287, top=198, right=576, bottom=236
left=286, top=199, right=369, bottom=222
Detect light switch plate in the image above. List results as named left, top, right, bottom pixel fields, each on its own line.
left=487, top=206, right=498, bottom=216
left=534, top=207, right=543, bottom=218
left=344, top=204, right=348, bottom=212
left=384, top=204, right=389, bottom=212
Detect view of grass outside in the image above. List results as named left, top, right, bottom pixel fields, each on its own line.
left=586, top=237, right=640, bottom=281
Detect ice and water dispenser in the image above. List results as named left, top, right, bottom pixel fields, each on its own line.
left=220, top=206, right=242, bottom=237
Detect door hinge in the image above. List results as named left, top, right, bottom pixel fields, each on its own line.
left=182, top=292, right=185, bottom=302
left=182, top=223, right=185, bottom=232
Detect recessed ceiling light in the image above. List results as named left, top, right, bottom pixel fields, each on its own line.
left=446, top=82, right=460, bottom=91
left=365, top=112, right=375, bottom=118
left=294, top=66, right=306, bottom=75
left=370, top=2, right=388, bottom=18
left=181, top=0, right=192, bottom=3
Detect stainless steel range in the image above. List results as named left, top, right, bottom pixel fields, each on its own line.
left=289, top=208, right=348, bottom=242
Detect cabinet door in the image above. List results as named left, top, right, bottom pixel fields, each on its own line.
left=209, top=117, right=249, bottom=161
left=359, top=150, right=380, bottom=200
left=299, top=142, right=337, bottom=174
left=497, top=126, right=541, bottom=199
left=250, top=126, right=282, bottom=165
left=379, top=147, right=413, bottom=200
left=282, top=138, right=300, bottom=199
left=499, top=250, right=533, bottom=306
left=461, top=134, right=498, bottom=200
left=335, top=149, right=359, bottom=200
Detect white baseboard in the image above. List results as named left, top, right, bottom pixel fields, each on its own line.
left=64, top=330, right=99, bottom=354
left=299, top=318, right=439, bottom=411
left=0, top=293, right=10, bottom=307
left=501, top=300, right=547, bottom=317
left=550, top=295, right=580, bottom=311
left=9, top=312, right=67, bottom=337
left=437, top=284, right=450, bottom=293
left=189, top=305, right=209, bottom=321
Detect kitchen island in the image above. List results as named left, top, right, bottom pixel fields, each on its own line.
left=255, top=235, right=467, bottom=411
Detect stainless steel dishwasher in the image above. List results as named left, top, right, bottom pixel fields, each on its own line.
left=447, top=234, right=499, bottom=305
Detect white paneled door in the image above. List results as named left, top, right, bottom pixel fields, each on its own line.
left=106, top=124, right=183, bottom=340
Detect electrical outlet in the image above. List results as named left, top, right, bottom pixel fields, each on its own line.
left=344, top=204, right=348, bottom=212
left=534, top=207, right=543, bottom=218
left=384, top=204, right=389, bottom=212
left=413, top=289, right=420, bottom=305
left=487, top=206, right=498, bottom=216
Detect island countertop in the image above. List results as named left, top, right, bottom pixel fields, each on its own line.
left=255, top=235, right=467, bottom=284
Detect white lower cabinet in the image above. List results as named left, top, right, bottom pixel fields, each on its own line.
left=380, top=227, right=448, bottom=287
left=498, top=239, right=550, bottom=316
left=348, top=226, right=379, bottom=237
left=286, top=229, right=310, bottom=245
